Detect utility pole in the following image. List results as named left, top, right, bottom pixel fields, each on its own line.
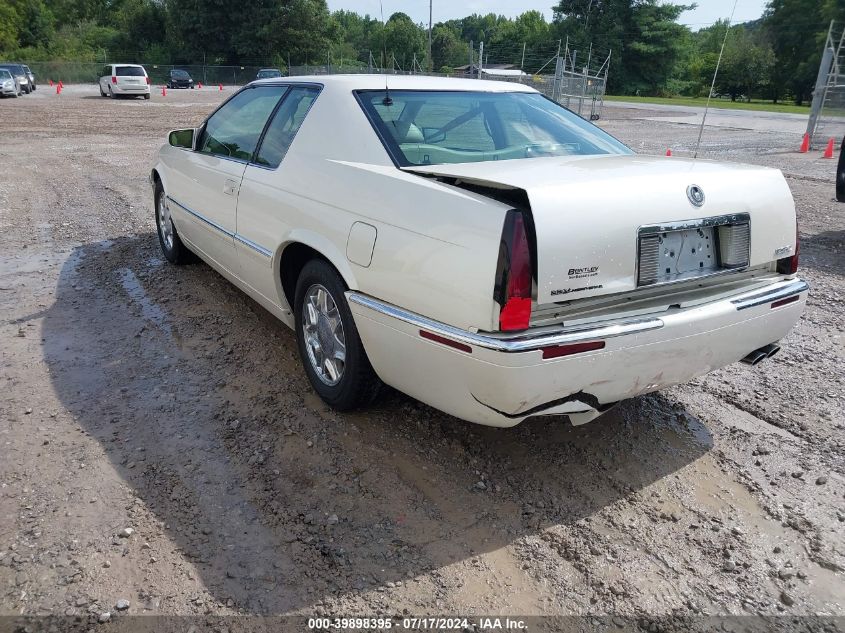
left=478, top=41, right=484, bottom=78
left=520, top=42, right=526, bottom=71
left=428, top=0, right=433, bottom=73
left=469, top=40, right=473, bottom=77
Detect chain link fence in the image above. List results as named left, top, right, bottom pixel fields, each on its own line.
left=24, top=42, right=610, bottom=121
left=24, top=61, right=273, bottom=86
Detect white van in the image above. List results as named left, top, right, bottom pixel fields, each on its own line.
left=99, top=64, right=150, bottom=99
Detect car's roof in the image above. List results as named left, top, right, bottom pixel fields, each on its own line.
left=251, top=74, right=537, bottom=93
left=110, top=63, right=145, bottom=67
left=258, top=68, right=282, bottom=71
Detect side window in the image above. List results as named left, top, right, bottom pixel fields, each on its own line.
left=198, top=86, right=285, bottom=161
left=254, top=87, right=320, bottom=169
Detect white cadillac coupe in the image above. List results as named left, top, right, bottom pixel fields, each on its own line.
left=150, top=75, right=807, bottom=427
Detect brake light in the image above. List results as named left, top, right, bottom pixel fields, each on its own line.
left=776, top=219, right=799, bottom=275
left=146, top=76, right=151, bottom=85
left=111, top=76, right=117, bottom=84
left=495, top=210, right=533, bottom=331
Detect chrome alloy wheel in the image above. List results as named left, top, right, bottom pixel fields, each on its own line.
left=302, top=284, right=346, bottom=386
left=157, top=191, right=174, bottom=251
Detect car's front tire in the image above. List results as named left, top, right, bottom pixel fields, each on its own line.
left=294, top=259, right=382, bottom=411
left=154, top=183, right=192, bottom=265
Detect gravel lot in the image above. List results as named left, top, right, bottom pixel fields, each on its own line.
left=0, top=85, right=843, bottom=628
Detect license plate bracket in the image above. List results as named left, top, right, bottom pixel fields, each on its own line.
left=637, top=214, right=750, bottom=287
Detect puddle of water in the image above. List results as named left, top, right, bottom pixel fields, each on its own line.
left=116, top=267, right=171, bottom=337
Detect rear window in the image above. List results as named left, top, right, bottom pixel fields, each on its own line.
left=116, top=66, right=145, bottom=77
left=357, top=89, right=631, bottom=166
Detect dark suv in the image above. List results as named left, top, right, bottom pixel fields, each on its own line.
left=168, top=69, right=194, bottom=89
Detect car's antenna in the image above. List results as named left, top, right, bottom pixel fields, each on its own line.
left=694, top=0, right=738, bottom=159
left=380, top=0, right=392, bottom=105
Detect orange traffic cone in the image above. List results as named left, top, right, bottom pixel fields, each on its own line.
left=56, top=84, right=61, bottom=94
left=197, top=81, right=203, bottom=89
left=49, top=79, right=53, bottom=87
left=665, top=148, right=672, bottom=157
left=823, top=137, right=835, bottom=159
left=161, top=86, right=167, bottom=97
left=218, top=83, right=223, bottom=91
left=59, top=80, right=63, bottom=88
left=799, top=133, right=810, bottom=153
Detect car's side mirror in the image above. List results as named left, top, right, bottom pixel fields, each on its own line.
left=168, top=128, right=196, bottom=150
left=837, top=137, right=845, bottom=203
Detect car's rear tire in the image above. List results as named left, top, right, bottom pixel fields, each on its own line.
left=154, top=183, right=193, bottom=265
left=99, top=85, right=106, bottom=97
left=108, top=86, right=115, bottom=98
left=144, top=93, right=150, bottom=100
left=294, top=259, right=382, bottom=411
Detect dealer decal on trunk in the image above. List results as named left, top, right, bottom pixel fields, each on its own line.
left=568, top=266, right=599, bottom=280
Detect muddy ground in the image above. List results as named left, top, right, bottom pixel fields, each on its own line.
left=0, top=86, right=843, bottom=628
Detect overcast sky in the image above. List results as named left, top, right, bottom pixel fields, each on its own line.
left=325, top=0, right=770, bottom=30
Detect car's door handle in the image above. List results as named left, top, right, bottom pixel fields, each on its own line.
left=223, top=178, right=238, bottom=196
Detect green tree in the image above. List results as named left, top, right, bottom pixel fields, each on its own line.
left=431, top=24, right=465, bottom=71
left=553, top=0, right=692, bottom=94
left=765, top=0, right=845, bottom=104
left=370, top=12, right=425, bottom=71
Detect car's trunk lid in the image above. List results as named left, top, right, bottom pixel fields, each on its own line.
left=404, top=155, right=797, bottom=305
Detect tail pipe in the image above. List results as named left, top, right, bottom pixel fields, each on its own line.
left=741, top=343, right=781, bottom=366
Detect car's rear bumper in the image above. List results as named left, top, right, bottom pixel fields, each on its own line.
left=113, top=84, right=150, bottom=94
left=348, top=278, right=808, bottom=427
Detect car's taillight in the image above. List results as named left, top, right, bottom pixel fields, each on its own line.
left=111, top=76, right=117, bottom=84
left=494, top=210, right=534, bottom=331
left=146, top=76, right=151, bottom=85
left=776, top=219, right=799, bottom=275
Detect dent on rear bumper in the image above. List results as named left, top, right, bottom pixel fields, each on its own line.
left=347, top=279, right=808, bottom=427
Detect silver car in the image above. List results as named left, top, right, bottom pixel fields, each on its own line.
left=0, top=68, right=19, bottom=97
left=0, top=64, right=28, bottom=94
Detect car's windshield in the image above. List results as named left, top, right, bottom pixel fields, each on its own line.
left=171, top=70, right=189, bottom=78
left=116, top=66, right=145, bottom=77
left=357, top=90, right=632, bottom=166
left=258, top=70, right=282, bottom=79
left=0, top=69, right=12, bottom=80
left=0, top=65, right=23, bottom=75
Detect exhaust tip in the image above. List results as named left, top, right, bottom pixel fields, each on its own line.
left=741, top=342, right=781, bottom=366
left=763, top=344, right=781, bottom=359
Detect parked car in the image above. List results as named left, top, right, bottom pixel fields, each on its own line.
left=0, top=63, right=30, bottom=94
left=168, top=69, right=194, bottom=89
left=256, top=68, right=283, bottom=80
left=837, top=137, right=845, bottom=203
left=98, top=64, right=150, bottom=99
left=150, top=75, right=807, bottom=427
left=0, top=68, right=19, bottom=97
left=21, top=64, right=35, bottom=90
